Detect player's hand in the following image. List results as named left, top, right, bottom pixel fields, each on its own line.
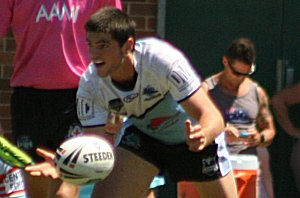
left=224, top=125, right=240, bottom=143
left=185, top=120, right=206, bottom=152
left=105, top=114, right=124, bottom=134
left=24, top=147, right=59, bottom=179
left=242, top=127, right=261, bottom=147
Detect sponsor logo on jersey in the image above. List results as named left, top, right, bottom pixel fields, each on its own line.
left=168, top=65, right=193, bottom=92
left=148, top=112, right=180, bottom=129
left=143, top=85, right=161, bottom=101
left=108, top=99, right=124, bottom=113
left=202, top=156, right=218, bottom=176
left=77, top=97, right=94, bottom=120
left=36, top=3, right=80, bottom=23
left=123, top=93, right=139, bottom=103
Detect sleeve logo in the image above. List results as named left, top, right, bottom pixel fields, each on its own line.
left=77, top=97, right=94, bottom=120
left=168, top=65, right=192, bottom=92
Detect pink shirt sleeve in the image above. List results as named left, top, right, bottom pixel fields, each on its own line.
left=0, top=0, right=13, bottom=37
left=107, top=0, right=122, bottom=9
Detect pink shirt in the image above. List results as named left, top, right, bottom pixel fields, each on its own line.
left=0, top=0, right=122, bottom=89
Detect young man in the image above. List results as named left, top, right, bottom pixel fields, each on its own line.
left=203, top=38, right=276, bottom=198
left=26, top=7, right=238, bottom=198
left=0, top=1, right=122, bottom=197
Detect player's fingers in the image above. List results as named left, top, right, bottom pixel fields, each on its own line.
left=25, top=162, right=48, bottom=171
left=188, top=139, right=206, bottom=152
left=186, top=134, right=206, bottom=150
left=36, top=147, right=55, bottom=160
left=189, top=130, right=204, bottom=140
left=185, top=120, right=193, bottom=136
left=25, top=162, right=60, bottom=179
left=26, top=167, right=59, bottom=179
left=28, top=171, right=42, bottom=177
left=231, top=128, right=240, bottom=137
left=185, top=120, right=203, bottom=139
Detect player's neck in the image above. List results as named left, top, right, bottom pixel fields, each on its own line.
left=111, top=55, right=137, bottom=91
left=218, top=72, right=249, bottom=96
left=111, top=70, right=137, bottom=91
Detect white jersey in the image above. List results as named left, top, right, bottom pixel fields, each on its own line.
left=77, top=38, right=201, bottom=144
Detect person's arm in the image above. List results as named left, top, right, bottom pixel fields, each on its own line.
left=255, top=86, right=276, bottom=147
left=271, top=83, right=300, bottom=138
left=229, top=86, right=276, bottom=148
left=181, top=86, right=224, bottom=152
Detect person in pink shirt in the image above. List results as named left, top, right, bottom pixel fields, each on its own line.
left=0, top=1, right=122, bottom=198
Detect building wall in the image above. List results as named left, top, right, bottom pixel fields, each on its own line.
left=0, top=0, right=158, bottom=133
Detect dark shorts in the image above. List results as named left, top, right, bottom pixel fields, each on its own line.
left=119, top=126, right=230, bottom=182
left=11, top=87, right=82, bottom=162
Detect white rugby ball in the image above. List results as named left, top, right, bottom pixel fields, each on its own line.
left=54, top=135, right=115, bottom=185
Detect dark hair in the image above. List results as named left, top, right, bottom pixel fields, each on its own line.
left=85, top=7, right=136, bottom=47
left=225, top=38, right=256, bottom=65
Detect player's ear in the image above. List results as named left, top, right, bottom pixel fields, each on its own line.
left=223, top=56, right=230, bottom=67
left=122, top=36, right=135, bottom=54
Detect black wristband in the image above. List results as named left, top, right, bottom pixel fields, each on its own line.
left=260, top=133, right=265, bottom=143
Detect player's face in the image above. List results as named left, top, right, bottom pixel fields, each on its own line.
left=225, top=58, right=254, bottom=82
left=87, top=32, right=123, bottom=78
left=228, top=61, right=255, bottom=77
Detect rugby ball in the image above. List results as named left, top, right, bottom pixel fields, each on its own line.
left=54, top=135, right=115, bottom=185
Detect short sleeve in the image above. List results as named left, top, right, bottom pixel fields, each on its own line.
left=0, top=0, right=13, bottom=37
left=167, top=56, right=201, bottom=102
left=77, top=77, right=108, bottom=127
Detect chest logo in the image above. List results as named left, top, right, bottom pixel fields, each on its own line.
left=108, top=99, right=124, bottom=113
left=143, top=85, right=161, bottom=101
left=123, top=93, right=139, bottom=103
left=225, top=108, right=252, bottom=124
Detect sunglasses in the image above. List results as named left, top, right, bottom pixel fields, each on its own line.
left=228, top=63, right=256, bottom=76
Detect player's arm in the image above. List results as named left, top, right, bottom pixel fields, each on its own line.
left=256, top=86, right=276, bottom=147
left=181, top=86, right=224, bottom=152
left=271, top=83, right=300, bottom=138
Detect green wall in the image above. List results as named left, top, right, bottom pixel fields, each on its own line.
left=165, top=1, right=300, bottom=197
